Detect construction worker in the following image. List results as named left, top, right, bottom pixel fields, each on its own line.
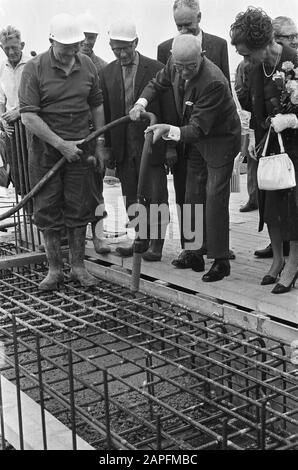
left=19, top=13, right=109, bottom=291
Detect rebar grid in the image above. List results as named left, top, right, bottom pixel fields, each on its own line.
left=0, top=264, right=298, bottom=450
left=0, top=242, right=20, bottom=257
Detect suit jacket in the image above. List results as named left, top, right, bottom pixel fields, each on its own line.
left=157, top=31, right=230, bottom=85
left=100, top=53, right=166, bottom=165
left=141, top=56, right=241, bottom=168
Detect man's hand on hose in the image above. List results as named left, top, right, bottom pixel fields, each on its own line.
left=94, top=140, right=113, bottom=174
left=2, top=108, right=20, bottom=123
left=129, top=103, right=145, bottom=121
left=145, top=124, right=171, bottom=143
left=57, top=140, right=84, bottom=163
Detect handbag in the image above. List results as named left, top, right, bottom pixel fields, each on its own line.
left=257, top=126, right=296, bottom=191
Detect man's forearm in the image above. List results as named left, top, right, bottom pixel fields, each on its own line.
left=90, top=104, right=105, bottom=131
left=21, top=112, right=64, bottom=149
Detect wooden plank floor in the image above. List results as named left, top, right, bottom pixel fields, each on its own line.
left=86, top=173, right=298, bottom=326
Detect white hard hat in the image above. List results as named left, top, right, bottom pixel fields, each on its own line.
left=49, top=13, right=85, bottom=44
left=109, top=19, right=137, bottom=41
left=77, top=11, right=99, bottom=34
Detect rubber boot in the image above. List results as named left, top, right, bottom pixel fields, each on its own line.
left=142, top=239, right=164, bottom=261
left=38, top=230, right=64, bottom=291
left=91, top=221, right=111, bottom=255
left=68, top=226, right=98, bottom=287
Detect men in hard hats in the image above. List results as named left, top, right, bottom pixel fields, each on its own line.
left=130, top=34, right=241, bottom=282
left=0, top=25, right=30, bottom=190
left=101, top=19, right=169, bottom=261
left=19, top=13, right=108, bottom=291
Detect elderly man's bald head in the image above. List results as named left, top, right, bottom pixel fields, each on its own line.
left=172, top=34, right=201, bottom=61
left=172, top=34, right=203, bottom=80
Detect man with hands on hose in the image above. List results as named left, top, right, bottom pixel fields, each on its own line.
left=18, top=13, right=108, bottom=291
left=130, top=34, right=241, bottom=282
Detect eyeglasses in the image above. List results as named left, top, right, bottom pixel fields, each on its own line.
left=174, top=63, right=198, bottom=72
left=111, top=45, right=134, bottom=54
left=276, top=34, right=298, bottom=41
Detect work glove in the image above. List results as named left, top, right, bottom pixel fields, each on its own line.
left=271, top=113, right=298, bottom=133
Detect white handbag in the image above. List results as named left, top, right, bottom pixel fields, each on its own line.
left=257, top=126, right=296, bottom=191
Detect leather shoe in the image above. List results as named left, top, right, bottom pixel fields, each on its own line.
left=172, top=250, right=205, bottom=271
left=202, top=259, right=230, bottom=282
left=197, top=244, right=236, bottom=260
left=239, top=202, right=258, bottom=212
left=254, top=241, right=290, bottom=258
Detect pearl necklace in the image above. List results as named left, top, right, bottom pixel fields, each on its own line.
left=262, top=48, right=281, bottom=78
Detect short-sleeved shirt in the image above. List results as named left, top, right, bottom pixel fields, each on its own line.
left=0, top=53, right=30, bottom=110
left=19, top=47, right=103, bottom=140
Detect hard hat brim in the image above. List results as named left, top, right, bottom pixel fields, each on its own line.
left=109, top=34, right=137, bottom=41
left=49, top=32, right=85, bottom=44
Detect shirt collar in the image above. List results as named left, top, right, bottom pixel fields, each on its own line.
left=5, top=52, right=29, bottom=68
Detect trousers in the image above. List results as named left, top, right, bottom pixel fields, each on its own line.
left=28, top=135, right=98, bottom=231
left=173, top=150, right=233, bottom=259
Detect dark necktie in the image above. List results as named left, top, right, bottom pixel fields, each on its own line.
left=123, top=64, right=135, bottom=114
left=178, top=77, right=186, bottom=109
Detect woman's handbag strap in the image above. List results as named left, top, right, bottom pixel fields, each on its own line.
left=262, top=125, right=285, bottom=157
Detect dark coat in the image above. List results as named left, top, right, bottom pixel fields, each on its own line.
left=238, top=45, right=298, bottom=144
left=157, top=31, right=230, bottom=85
left=238, top=45, right=298, bottom=233
left=140, top=56, right=241, bottom=168
left=100, top=53, right=166, bottom=165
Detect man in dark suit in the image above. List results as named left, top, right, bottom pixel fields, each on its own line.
left=156, top=0, right=235, bottom=267
left=101, top=20, right=169, bottom=261
left=130, top=34, right=241, bottom=282
left=157, top=0, right=230, bottom=81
